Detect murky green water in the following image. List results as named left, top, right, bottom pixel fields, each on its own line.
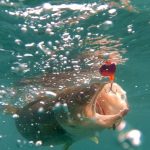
left=0, top=0, right=149, bottom=150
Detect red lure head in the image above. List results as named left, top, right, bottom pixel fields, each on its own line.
left=99, top=61, right=116, bottom=81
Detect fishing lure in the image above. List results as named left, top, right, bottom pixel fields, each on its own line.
left=99, top=60, right=116, bottom=90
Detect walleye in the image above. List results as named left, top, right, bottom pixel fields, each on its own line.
left=1, top=81, right=129, bottom=150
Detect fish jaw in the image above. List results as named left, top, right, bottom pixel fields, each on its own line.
left=84, top=105, right=128, bottom=129
left=94, top=108, right=128, bottom=128
left=96, top=82, right=129, bottom=115
left=84, top=82, right=129, bottom=129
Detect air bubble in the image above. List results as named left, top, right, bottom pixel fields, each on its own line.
left=35, top=140, right=43, bottom=146
left=25, top=43, right=35, bottom=48
left=21, top=26, right=27, bottom=33
left=16, top=139, right=24, bottom=148
left=28, top=140, right=34, bottom=147
left=38, top=107, right=44, bottom=113
left=102, top=20, right=113, bottom=30
left=15, top=39, right=22, bottom=45
left=12, top=114, right=19, bottom=118
left=50, top=145, right=54, bottom=148
left=0, top=134, right=3, bottom=140
left=108, top=9, right=117, bottom=16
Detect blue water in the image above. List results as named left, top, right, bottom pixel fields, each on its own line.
left=0, top=0, right=150, bottom=150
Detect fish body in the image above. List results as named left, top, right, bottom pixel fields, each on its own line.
left=12, top=82, right=129, bottom=149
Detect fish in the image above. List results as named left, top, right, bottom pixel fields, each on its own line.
left=1, top=81, right=129, bottom=150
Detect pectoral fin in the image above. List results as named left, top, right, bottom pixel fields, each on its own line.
left=89, top=136, right=99, bottom=144
left=63, top=140, right=73, bottom=150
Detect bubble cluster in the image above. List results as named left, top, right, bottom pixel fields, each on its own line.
left=0, top=0, right=130, bottom=122
left=1, top=1, right=128, bottom=79
left=127, top=24, right=135, bottom=33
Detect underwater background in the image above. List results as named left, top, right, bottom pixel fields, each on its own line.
left=0, top=0, right=150, bottom=150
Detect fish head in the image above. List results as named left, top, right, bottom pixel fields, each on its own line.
left=92, top=82, right=129, bottom=129
left=96, top=82, right=128, bottom=115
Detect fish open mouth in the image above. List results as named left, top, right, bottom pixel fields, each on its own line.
left=94, top=100, right=128, bottom=129
left=95, top=82, right=128, bottom=115
left=92, top=82, right=129, bottom=128
left=96, top=101, right=105, bottom=115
